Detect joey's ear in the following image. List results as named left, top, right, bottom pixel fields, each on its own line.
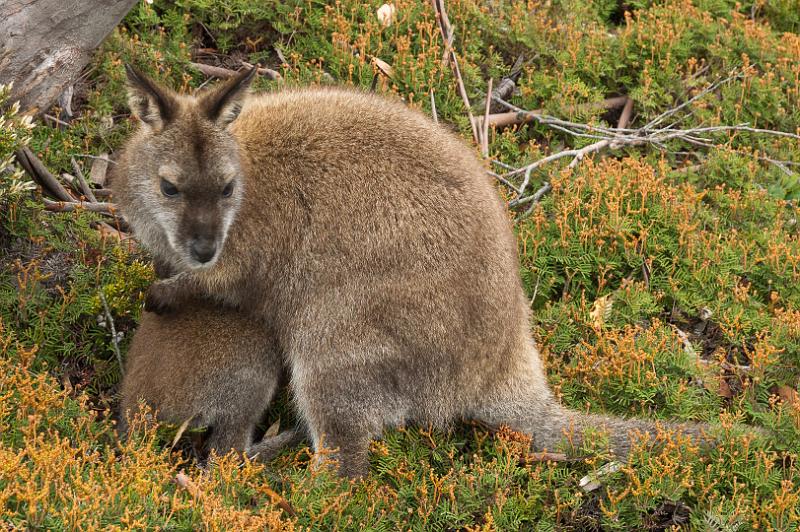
left=125, top=64, right=179, bottom=129
left=200, top=66, right=257, bottom=128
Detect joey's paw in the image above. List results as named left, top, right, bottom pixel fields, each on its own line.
left=144, top=284, right=176, bottom=314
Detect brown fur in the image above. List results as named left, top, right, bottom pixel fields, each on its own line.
left=119, top=299, right=301, bottom=459
left=112, top=67, right=712, bottom=477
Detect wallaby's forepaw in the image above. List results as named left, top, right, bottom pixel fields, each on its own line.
left=152, top=258, right=175, bottom=280
left=144, top=283, right=177, bottom=314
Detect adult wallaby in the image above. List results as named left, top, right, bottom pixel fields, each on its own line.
left=112, top=65, right=710, bottom=477
left=119, top=298, right=302, bottom=460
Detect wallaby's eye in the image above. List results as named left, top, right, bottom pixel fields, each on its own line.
left=160, top=179, right=179, bottom=198
left=222, top=181, right=234, bottom=198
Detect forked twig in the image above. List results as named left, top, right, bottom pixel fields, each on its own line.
left=99, top=291, right=124, bottom=373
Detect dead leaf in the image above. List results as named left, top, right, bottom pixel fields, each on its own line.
left=372, top=56, right=394, bottom=78
left=376, top=3, right=396, bottom=28
left=174, top=470, right=201, bottom=500
left=579, top=461, right=622, bottom=492
left=95, top=222, right=129, bottom=242
left=775, top=385, right=799, bottom=407
left=171, top=415, right=195, bottom=450
left=89, top=154, right=109, bottom=186
left=264, top=418, right=280, bottom=439
left=717, top=377, right=733, bottom=399
left=589, top=294, right=613, bottom=329
left=260, top=485, right=297, bottom=517
left=670, top=324, right=697, bottom=359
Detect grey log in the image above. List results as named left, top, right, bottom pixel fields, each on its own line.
left=0, top=0, right=138, bottom=114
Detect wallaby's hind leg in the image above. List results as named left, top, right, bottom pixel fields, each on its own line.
left=290, top=354, right=387, bottom=478
left=204, top=411, right=261, bottom=458
left=308, top=422, right=373, bottom=478
left=205, top=371, right=283, bottom=459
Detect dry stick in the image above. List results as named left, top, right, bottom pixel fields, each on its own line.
left=487, top=96, right=629, bottom=128
left=495, top=96, right=800, bottom=179
left=431, top=0, right=479, bottom=145
left=430, top=88, right=438, bottom=124
left=71, top=153, right=117, bottom=165
left=43, top=114, right=71, bottom=127
left=241, top=61, right=283, bottom=81
left=617, top=97, right=634, bottom=130
left=487, top=171, right=520, bottom=194
left=70, top=157, right=97, bottom=202
left=481, top=78, right=493, bottom=158
left=643, top=73, right=741, bottom=131
left=60, top=173, right=82, bottom=197
left=519, top=182, right=553, bottom=218
left=15, top=148, right=75, bottom=202
left=42, top=198, right=118, bottom=214
left=99, top=291, right=124, bottom=374
left=190, top=61, right=282, bottom=81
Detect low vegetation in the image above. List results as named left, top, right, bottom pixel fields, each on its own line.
left=1, top=0, right=799, bottom=528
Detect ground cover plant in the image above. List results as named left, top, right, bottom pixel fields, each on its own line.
left=1, top=0, right=800, bottom=529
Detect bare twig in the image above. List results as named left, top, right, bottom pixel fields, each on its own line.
left=643, top=73, right=741, bottom=131
left=487, top=54, right=525, bottom=114
left=518, top=451, right=588, bottom=465
left=520, top=182, right=552, bottom=218
left=481, top=78, right=493, bottom=158
left=429, top=88, right=438, bottom=124
left=70, top=157, right=97, bottom=202
left=42, top=198, right=118, bottom=214
left=487, top=171, right=520, bottom=194
left=99, top=291, right=124, bottom=373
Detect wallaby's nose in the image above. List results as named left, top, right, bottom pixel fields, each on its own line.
left=189, top=238, right=217, bottom=264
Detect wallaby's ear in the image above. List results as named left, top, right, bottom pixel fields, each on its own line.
left=200, top=66, right=257, bottom=128
left=125, top=64, right=179, bottom=129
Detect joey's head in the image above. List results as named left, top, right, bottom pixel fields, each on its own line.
left=113, top=64, right=256, bottom=270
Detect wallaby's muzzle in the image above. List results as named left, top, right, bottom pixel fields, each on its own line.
left=189, top=237, right=217, bottom=264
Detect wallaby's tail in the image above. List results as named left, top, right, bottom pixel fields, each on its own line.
left=528, top=401, right=709, bottom=456
left=472, top=350, right=711, bottom=457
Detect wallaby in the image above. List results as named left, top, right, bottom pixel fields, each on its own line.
left=111, top=65, right=715, bottom=477
left=118, top=298, right=302, bottom=461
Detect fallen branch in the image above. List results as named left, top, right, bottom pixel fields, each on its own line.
left=487, top=96, right=628, bottom=128
left=494, top=83, right=800, bottom=210
left=15, top=147, right=75, bottom=202
left=190, top=61, right=282, bottom=81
